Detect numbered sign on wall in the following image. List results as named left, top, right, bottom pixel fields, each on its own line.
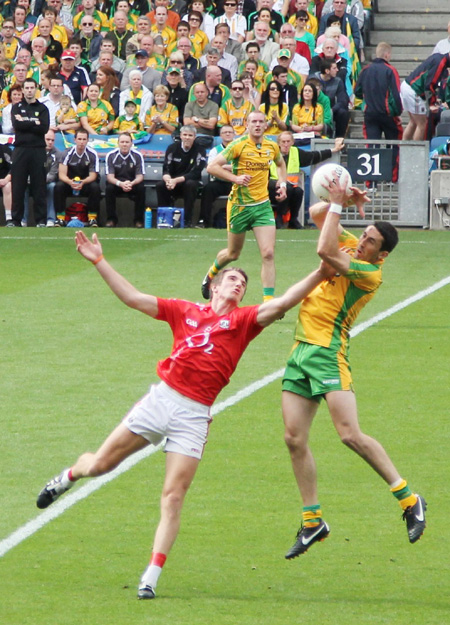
left=347, top=148, right=394, bottom=182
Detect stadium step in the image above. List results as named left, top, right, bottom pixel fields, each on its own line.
left=364, top=0, right=446, bottom=80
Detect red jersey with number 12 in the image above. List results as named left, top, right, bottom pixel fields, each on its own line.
left=156, top=298, right=263, bottom=406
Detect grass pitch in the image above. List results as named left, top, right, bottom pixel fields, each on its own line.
left=1, top=227, right=449, bottom=625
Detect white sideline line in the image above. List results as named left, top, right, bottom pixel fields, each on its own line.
left=1, top=275, right=449, bottom=559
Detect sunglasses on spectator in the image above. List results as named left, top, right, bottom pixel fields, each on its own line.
left=269, top=86, right=279, bottom=91
left=224, top=2, right=237, bottom=5
left=189, top=17, right=200, bottom=21
left=231, top=86, right=243, bottom=90
left=82, top=22, right=94, bottom=25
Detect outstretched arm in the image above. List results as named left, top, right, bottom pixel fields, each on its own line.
left=256, top=263, right=335, bottom=327
left=75, top=231, right=158, bottom=317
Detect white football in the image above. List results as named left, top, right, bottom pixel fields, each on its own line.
left=312, top=163, right=352, bottom=202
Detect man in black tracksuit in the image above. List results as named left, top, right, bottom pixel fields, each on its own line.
left=355, top=42, right=403, bottom=181
left=156, top=126, right=207, bottom=226
left=10, top=78, right=50, bottom=227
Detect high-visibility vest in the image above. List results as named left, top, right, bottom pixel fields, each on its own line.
left=269, top=146, right=300, bottom=181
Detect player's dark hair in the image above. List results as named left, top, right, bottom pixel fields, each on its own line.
left=210, top=267, right=248, bottom=298
left=374, top=221, right=399, bottom=253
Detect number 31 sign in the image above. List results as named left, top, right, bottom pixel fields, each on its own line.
left=346, top=148, right=394, bottom=182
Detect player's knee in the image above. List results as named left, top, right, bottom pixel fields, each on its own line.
left=339, top=430, right=361, bottom=452
left=260, top=247, right=275, bottom=263
left=284, top=429, right=308, bottom=453
left=162, top=489, right=186, bottom=514
left=227, top=249, right=241, bottom=262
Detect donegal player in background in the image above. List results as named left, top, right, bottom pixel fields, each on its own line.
left=201, top=110, right=287, bottom=302
left=282, top=176, right=427, bottom=560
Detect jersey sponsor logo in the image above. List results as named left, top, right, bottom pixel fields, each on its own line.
left=322, top=378, right=340, bottom=385
left=219, top=319, right=230, bottom=329
left=186, top=318, right=198, bottom=328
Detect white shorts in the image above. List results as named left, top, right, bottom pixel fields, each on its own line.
left=400, top=81, right=427, bottom=115
left=123, top=381, right=211, bottom=460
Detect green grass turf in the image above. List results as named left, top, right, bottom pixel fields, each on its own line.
left=1, top=228, right=449, bottom=624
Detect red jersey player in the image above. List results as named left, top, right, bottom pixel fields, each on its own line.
left=36, top=230, right=331, bottom=600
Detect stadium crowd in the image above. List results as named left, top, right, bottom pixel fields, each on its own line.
left=0, top=0, right=447, bottom=227
left=0, top=0, right=374, bottom=226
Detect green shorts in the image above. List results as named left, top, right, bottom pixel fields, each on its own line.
left=227, top=199, right=276, bottom=234
left=282, top=341, right=354, bottom=401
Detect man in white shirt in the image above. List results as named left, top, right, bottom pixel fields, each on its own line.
left=213, top=0, right=247, bottom=43
left=269, top=36, right=310, bottom=78
left=200, top=36, right=238, bottom=81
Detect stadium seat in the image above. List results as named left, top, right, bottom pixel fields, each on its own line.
left=435, top=122, right=450, bottom=137
left=144, top=162, right=164, bottom=206
left=440, top=109, right=450, bottom=124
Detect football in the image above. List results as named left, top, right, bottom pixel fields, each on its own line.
left=311, top=163, right=352, bottom=202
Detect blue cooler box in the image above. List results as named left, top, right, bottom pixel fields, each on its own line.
left=157, top=207, right=184, bottom=228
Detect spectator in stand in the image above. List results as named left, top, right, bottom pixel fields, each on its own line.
left=272, top=64, right=301, bottom=112
left=145, top=84, right=179, bottom=135
left=184, top=80, right=219, bottom=135
left=75, top=15, right=103, bottom=65
left=239, top=41, right=268, bottom=88
left=313, top=57, right=349, bottom=137
left=244, top=21, right=279, bottom=66
left=218, top=78, right=254, bottom=136
left=109, top=0, right=138, bottom=31
left=291, top=81, right=324, bottom=136
left=41, top=74, right=75, bottom=129
left=268, top=131, right=344, bottom=229
left=1, top=84, right=23, bottom=134
left=156, top=125, right=207, bottom=227
left=13, top=5, right=34, bottom=45
left=183, top=0, right=214, bottom=41
left=288, top=0, right=318, bottom=37
left=55, top=127, right=100, bottom=227
left=54, top=94, right=80, bottom=132
left=90, top=38, right=126, bottom=76
left=148, top=0, right=181, bottom=31
left=278, top=22, right=311, bottom=65
left=199, top=124, right=235, bottom=227
left=166, top=65, right=189, bottom=119
left=275, top=34, right=310, bottom=76
left=95, top=65, right=121, bottom=117
left=105, top=132, right=146, bottom=228
left=400, top=52, right=450, bottom=141
left=293, top=10, right=315, bottom=57
left=121, top=49, right=162, bottom=92
left=150, top=6, right=177, bottom=52
left=36, top=6, right=69, bottom=50
left=194, top=65, right=231, bottom=108
left=240, top=70, right=261, bottom=108
left=113, top=100, right=144, bottom=133
left=310, top=37, right=353, bottom=98
left=0, top=19, right=25, bottom=62
left=73, top=0, right=109, bottom=34
left=433, top=21, right=450, bottom=56
left=214, top=22, right=244, bottom=63
left=266, top=48, right=303, bottom=94
left=200, top=35, right=238, bottom=82
left=77, top=82, right=115, bottom=135
left=164, top=51, right=195, bottom=90
left=30, top=34, right=57, bottom=70
left=119, top=70, right=153, bottom=123
left=321, top=0, right=364, bottom=35
left=187, top=10, right=209, bottom=58
left=0, top=62, right=29, bottom=109
left=246, top=7, right=280, bottom=43
left=126, top=15, right=153, bottom=56
left=318, top=0, right=361, bottom=61
left=108, top=11, right=134, bottom=60
left=89, top=51, right=121, bottom=83
left=58, top=49, right=90, bottom=104
left=67, top=39, right=92, bottom=77
left=259, top=80, right=289, bottom=135
left=46, top=0, right=73, bottom=37
left=316, top=19, right=350, bottom=55
left=169, top=35, right=200, bottom=74
left=214, top=0, right=247, bottom=44
left=248, top=0, right=284, bottom=33
left=196, top=47, right=232, bottom=87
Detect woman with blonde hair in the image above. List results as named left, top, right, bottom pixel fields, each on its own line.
left=144, top=84, right=179, bottom=135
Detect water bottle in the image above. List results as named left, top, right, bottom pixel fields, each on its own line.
left=73, top=176, right=81, bottom=196
left=145, top=207, right=153, bottom=229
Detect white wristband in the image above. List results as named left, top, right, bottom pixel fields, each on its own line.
left=279, top=181, right=287, bottom=189
left=329, top=203, right=342, bottom=215
left=116, top=180, right=121, bottom=187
